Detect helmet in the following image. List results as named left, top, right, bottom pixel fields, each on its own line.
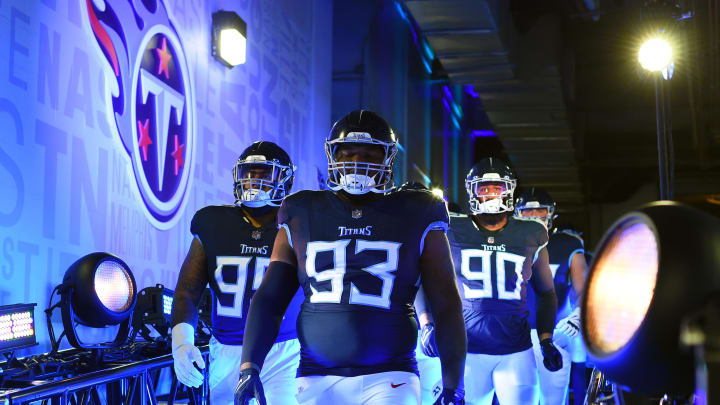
left=325, top=110, right=399, bottom=194
left=514, top=187, right=557, bottom=228
left=232, top=141, right=295, bottom=207
left=465, top=157, right=517, bottom=214
left=397, top=181, right=428, bottom=192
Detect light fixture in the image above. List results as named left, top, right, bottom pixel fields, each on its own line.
left=0, top=303, right=37, bottom=352
left=55, top=252, right=137, bottom=350
left=431, top=188, right=444, bottom=199
left=638, top=37, right=673, bottom=72
left=581, top=201, right=720, bottom=396
left=211, top=11, right=247, bottom=68
left=132, top=284, right=174, bottom=341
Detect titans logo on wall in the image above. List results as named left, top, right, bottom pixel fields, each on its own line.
left=84, top=0, right=195, bottom=229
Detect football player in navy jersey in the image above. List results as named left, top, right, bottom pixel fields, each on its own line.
left=515, top=188, right=589, bottom=405
left=235, top=110, right=467, bottom=405
left=170, top=141, right=303, bottom=405
left=416, top=158, right=562, bottom=405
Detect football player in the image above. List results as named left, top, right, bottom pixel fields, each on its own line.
left=515, top=188, right=589, bottom=405
left=170, top=141, right=303, bottom=405
left=234, top=110, right=467, bottom=405
left=416, top=158, right=562, bottom=405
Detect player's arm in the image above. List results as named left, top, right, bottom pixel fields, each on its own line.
left=569, top=251, right=588, bottom=298
left=240, top=228, right=300, bottom=372
left=531, top=246, right=557, bottom=341
left=170, top=238, right=210, bottom=387
left=419, top=230, right=467, bottom=391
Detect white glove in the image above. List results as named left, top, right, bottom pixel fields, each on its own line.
left=172, top=323, right=205, bottom=388
left=555, top=307, right=581, bottom=338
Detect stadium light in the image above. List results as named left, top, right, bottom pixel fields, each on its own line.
left=212, top=11, right=247, bottom=67
left=0, top=303, right=38, bottom=352
left=638, top=37, right=673, bottom=72
left=56, top=252, right=137, bottom=350
left=581, top=201, right=720, bottom=396
left=132, top=284, right=174, bottom=341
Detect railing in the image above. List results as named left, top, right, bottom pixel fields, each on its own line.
left=1, top=346, right=210, bottom=405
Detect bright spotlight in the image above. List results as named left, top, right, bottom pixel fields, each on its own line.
left=0, top=303, right=38, bottom=352
left=212, top=11, right=247, bottom=68
left=55, top=252, right=137, bottom=350
left=581, top=201, right=720, bottom=396
left=431, top=188, right=444, bottom=199
left=638, top=38, right=672, bottom=72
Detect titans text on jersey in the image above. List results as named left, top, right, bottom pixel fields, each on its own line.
left=277, top=189, right=449, bottom=377
left=448, top=214, right=549, bottom=355
left=191, top=205, right=301, bottom=345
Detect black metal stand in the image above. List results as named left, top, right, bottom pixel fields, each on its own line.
left=654, top=73, right=674, bottom=200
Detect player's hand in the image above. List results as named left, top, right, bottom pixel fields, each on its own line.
left=234, top=368, right=266, bottom=405
left=540, top=338, right=563, bottom=372
left=433, top=388, right=465, bottom=405
left=555, top=307, right=581, bottom=338
left=171, top=323, right=205, bottom=388
left=420, top=323, right=440, bottom=357
left=172, top=343, right=205, bottom=387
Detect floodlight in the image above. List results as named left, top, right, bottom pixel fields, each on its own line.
left=0, top=303, right=37, bottom=352
left=132, top=284, right=174, bottom=341
left=638, top=37, right=672, bottom=72
left=57, top=252, right=137, bottom=349
left=211, top=11, right=247, bottom=68
left=581, top=201, right=720, bottom=395
left=431, top=188, right=444, bottom=199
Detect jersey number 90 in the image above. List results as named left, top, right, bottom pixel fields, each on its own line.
left=460, top=249, right=526, bottom=300
left=214, top=256, right=271, bottom=318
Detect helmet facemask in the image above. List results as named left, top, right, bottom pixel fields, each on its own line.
left=515, top=202, right=556, bottom=228
left=325, top=133, right=397, bottom=195
left=233, top=155, right=294, bottom=207
left=466, top=175, right=517, bottom=214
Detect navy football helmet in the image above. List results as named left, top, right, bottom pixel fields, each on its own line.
left=325, top=110, right=398, bottom=194
left=514, top=187, right=557, bottom=228
left=465, top=158, right=517, bottom=214
left=232, top=141, right=295, bottom=207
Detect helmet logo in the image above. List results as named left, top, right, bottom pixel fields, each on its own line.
left=345, top=132, right=373, bottom=141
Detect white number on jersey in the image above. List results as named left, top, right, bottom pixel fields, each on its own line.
left=214, top=256, right=270, bottom=318
left=306, top=239, right=402, bottom=309
left=460, top=249, right=526, bottom=300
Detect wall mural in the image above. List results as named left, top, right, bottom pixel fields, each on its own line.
left=0, top=0, right=330, bottom=351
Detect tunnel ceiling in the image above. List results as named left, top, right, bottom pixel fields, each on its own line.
left=404, top=0, right=720, bottom=223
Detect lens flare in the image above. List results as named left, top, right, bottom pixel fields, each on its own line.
left=94, top=260, right=135, bottom=313
left=586, top=220, right=659, bottom=353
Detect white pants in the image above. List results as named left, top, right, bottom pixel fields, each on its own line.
left=465, top=348, right=538, bottom=405
left=209, top=337, right=300, bottom=405
left=415, top=334, right=443, bottom=405
left=295, top=371, right=421, bottom=405
left=530, top=329, right=572, bottom=405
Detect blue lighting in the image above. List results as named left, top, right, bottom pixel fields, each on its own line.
left=464, top=85, right=479, bottom=98
left=422, top=39, right=434, bottom=61
left=421, top=57, right=433, bottom=74
left=470, top=130, right=497, bottom=138
left=452, top=102, right=463, bottom=119
left=451, top=115, right=460, bottom=130
left=394, top=1, right=408, bottom=21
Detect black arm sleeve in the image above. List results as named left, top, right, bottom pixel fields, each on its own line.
left=241, top=260, right=300, bottom=368
left=170, top=238, right=209, bottom=328
left=534, top=287, right=558, bottom=337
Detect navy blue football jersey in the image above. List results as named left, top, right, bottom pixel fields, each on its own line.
left=277, top=189, right=449, bottom=377
left=527, top=229, right=584, bottom=329
left=190, top=205, right=302, bottom=345
left=448, top=214, right=549, bottom=354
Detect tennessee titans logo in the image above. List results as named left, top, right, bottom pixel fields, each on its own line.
left=84, top=0, right=195, bottom=230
